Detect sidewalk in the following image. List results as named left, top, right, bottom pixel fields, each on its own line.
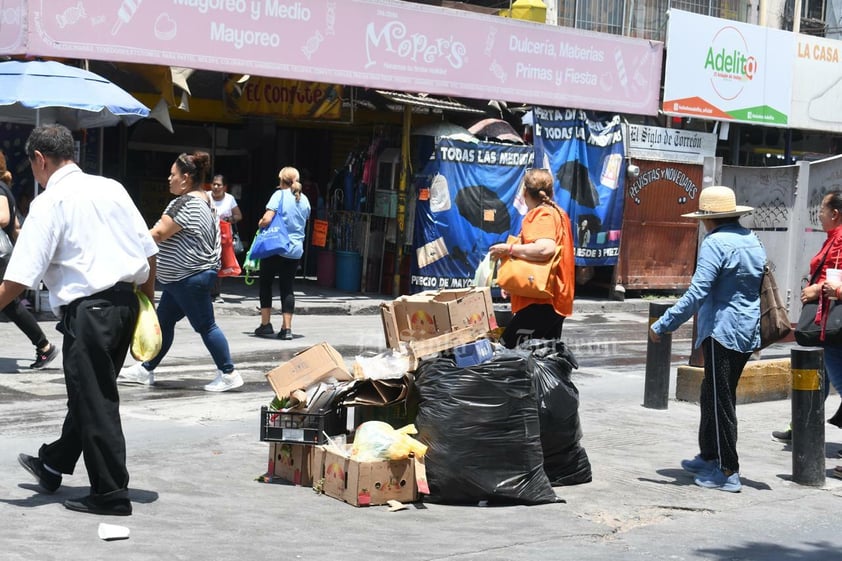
left=211, top=275, right=654, bottom=318
left=21, top=276, right=657, bottom=322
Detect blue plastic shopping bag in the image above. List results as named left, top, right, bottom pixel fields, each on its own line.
left=249, top=212, right=293, bottom=260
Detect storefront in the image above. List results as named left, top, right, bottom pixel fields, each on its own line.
left=618, top=124, right=718, bottom=292
left=2, top=0, right=663, bottom=294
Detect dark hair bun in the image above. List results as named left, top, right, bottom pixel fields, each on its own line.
left=192, top=151, right=211, bottom=175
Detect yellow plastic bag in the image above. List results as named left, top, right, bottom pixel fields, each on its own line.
left=351, top=421, right=428, bottom=462
left=131, top=290, right=162, bottom=362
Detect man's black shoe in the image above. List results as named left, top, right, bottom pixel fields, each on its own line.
left=64, top=496, right=132, bottom=516
left=772, top=429, right=792, bottom=443
left=17, top=453, right=61, bottom=493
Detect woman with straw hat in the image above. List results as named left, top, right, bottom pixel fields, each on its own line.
left=649, top=185, right=765, bottom=493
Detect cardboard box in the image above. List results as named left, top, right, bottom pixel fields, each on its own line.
left=267, top=443, right=315, bottom=486
left=407, top=323, right=489, bottom=370
left=342, top=374, right=413, bottom=408
left=322, top=450, right=418, bottom=507
left=265, top=342, right=353, bottom=401
left=310, top=445, right=327, bottom=487
left=381, top=287, right=496, bottom=349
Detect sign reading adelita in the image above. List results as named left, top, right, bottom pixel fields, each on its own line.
left=224, top=77, right=342, bottom=119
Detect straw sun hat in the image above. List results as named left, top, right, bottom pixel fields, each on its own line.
left=681, top=186, right=753, bottom=219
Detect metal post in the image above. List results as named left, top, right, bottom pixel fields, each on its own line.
left=644, top=302, right=673, bottom=410
left=791, top=348, right=825, bottom=486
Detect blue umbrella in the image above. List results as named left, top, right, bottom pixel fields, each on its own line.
left=0, top=60, right=149, bottom=129
left=0, top=60, right=150, bottom=314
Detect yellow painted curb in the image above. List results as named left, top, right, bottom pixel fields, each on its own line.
left=676, top=359, right=791, bottom=404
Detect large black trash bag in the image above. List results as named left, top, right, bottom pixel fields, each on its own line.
left=415, top=349, right=560, bottom=505
left=521, top=340, right=592, bottom=486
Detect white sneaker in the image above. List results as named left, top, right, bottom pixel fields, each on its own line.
left=204, top=370, right=244, bottom=392
left=117, top=363, right=154, bottom=386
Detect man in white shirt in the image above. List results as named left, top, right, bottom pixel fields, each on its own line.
left=0, top=124, right=158, bottom=516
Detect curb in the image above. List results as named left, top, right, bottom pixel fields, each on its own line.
left=676, top=358, right=791, bottom=404
left=23, top=290, right=661, bottom=320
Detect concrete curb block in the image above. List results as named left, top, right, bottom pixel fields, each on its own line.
left=676, top=358, right=792, bottom=404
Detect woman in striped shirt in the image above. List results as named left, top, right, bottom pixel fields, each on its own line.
left=119, top=151, right=242, bottom=392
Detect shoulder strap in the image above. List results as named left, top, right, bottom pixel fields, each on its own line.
left=810, top=248, right=830, bottom=285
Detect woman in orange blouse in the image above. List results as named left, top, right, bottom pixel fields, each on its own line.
left=490, top=168, right=574, bottom=348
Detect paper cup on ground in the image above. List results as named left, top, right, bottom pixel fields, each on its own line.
left=828, top=269, right=842, bottom=299
left=98, top=523, right=130, bottom=541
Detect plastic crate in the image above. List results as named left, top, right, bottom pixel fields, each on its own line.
left=259, top=405, right=347, bottom=445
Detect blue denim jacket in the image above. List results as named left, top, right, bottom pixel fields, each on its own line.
left=651, top=223, right=766, bottom=352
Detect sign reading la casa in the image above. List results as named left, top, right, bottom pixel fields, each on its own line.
left=797, top=40, right=840, bottom=62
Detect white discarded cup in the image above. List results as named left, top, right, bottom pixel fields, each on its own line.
left=827, top=268, right=842, bottom=300
left=98, top=522, right=130, bottom=541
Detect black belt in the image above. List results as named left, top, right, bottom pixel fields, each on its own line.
left=88, top=281, right=135, bottom=300
left=60, top=282, right=135, bottom=317
left=104, top=282, right=135, bottom=294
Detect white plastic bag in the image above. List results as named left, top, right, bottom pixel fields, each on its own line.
left=351, top=421, right=428, bottom=462
left=131, top=290, right=162, bottom=362
left=473, top=251, right=495, bottom=288
left=353, top=350, right=410, bottom=380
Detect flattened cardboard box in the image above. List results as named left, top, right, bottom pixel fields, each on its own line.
left=310, top=445, right=327, bottom=486
left=267, top=443, right=315, bottom=486
left=265, top=342, right=353, bottom=401
left=322, top=450, right=417, bottom=507
left=381, top=287, right=496, bottom=350
left=341, top=374, right=413, bottom=408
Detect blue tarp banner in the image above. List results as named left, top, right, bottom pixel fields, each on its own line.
left=532, top=108, right=626, bottom=266
left=410, top=111, right=625, bottom=293
left=410, top=140, right=533, bottom=293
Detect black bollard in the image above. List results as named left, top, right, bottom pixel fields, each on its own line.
left=644, top=302, right=673, bottom=410
left=791, top=348, right=825, bottom=486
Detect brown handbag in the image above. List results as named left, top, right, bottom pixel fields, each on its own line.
left=759, top=264, right=791, bottom=349
left=496, top=207, right=566, bottom=300
left=496, top=237, right=562, bottom=299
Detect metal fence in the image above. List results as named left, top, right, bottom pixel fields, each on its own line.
left=554, top=0, right=749, bottom=40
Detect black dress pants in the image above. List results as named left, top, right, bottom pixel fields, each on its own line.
left=39, top=284, right=138, bottom=500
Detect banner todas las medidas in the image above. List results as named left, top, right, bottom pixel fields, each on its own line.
left=411, top=141, right=533, bottom=293
left=533, top=108, right=625, bottom=266
left=410, top=111, right=625, bottom=293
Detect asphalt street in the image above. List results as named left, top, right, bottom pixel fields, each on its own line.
left=1, top=288, right=841, bottom=560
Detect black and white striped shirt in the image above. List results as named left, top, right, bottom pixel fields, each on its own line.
left=156, top=195, right=221, bottom=283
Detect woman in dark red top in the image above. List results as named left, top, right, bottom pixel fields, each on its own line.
left=809, top=192, right=842, bottom=477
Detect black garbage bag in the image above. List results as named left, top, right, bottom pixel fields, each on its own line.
left=415, top=349, right=560, bottom=505
left=521, top=340, right=592, bottom=486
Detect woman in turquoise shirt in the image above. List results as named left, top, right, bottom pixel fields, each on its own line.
left=254, top=166, right=311, bottom=340
left=649, top=186, right=765, bottom=493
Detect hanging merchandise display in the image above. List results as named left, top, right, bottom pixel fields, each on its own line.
left=318, top=132, right=398, bottom=294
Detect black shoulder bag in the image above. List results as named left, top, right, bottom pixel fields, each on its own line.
left=794, top=249, right=842, bottom=346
